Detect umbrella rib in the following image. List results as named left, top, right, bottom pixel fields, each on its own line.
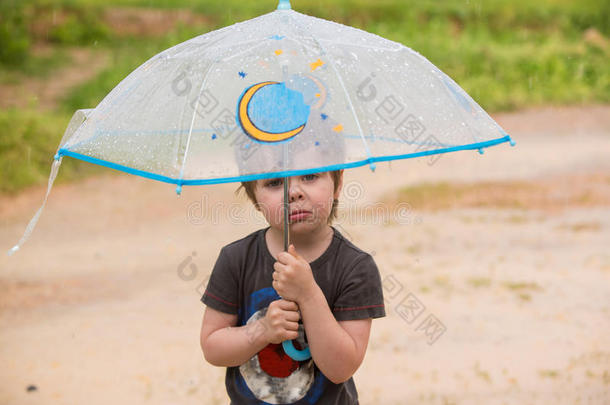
left=314, top=37, right=401, bottom=52
left=433, top=73, right=482, bottom=146
left=219, top=40, right=270, bottom=62
left=177, top=63, right=215, bottom=186
left=209, top=36, right=271, bottom=59
left=163, top=22, right=252, bottom=59
left=325, top=54, right=375, bottom=167
left=175, top=40, right=275, bottom=186
left=288, top=15, right=375, bottom=167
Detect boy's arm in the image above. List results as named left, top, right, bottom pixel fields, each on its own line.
left=298, top=284, right=372, bottom=384
left=200, top=306, right=270, bottom=367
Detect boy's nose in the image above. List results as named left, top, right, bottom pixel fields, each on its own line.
left=289, top=187, right=304, bottom=201
left=287, top=179, right=304, bottom=201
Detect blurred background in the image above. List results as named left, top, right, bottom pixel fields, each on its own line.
left=1, top=1, right=609, bottom=404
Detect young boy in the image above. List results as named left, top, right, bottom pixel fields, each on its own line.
left=199, top=168, right=386, bottom=404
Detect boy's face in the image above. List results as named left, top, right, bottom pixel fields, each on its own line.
left=253, top=171, right=343, bottom=235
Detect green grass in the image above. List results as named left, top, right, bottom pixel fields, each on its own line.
left=474, top=361, right=492, bottom=383
left=502, top=281, right=542, bottom=291
left=0, top=48, right=72, bottom=84
left=0, top=109, right=107, bottom=193
left=0, top=0, right=608, bottom=194
left=467, top=277, right=492, bottom=288
left=539, top=369, right=560, bottom=378
left=500, top=281, right=541, bottom=302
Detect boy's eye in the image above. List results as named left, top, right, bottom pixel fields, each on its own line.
left=265, top=178, right=283, bottom=187
left=264, top=174, right=316, bottom=187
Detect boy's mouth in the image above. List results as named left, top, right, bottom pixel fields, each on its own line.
left=289, top=210, right=311, bottom=222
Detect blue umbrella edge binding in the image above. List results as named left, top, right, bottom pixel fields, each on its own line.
left=55, top=134, right=515, bottom=195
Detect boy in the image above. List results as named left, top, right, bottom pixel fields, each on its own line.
left=199, top=168, right=386, bottom=404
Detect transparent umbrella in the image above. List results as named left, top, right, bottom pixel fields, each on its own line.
left=7, top=0, right=515, bottom=363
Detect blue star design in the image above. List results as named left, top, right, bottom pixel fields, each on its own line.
left=238, top=71, right=247, bottom=78
left=321, top=113, right=328, bottom=120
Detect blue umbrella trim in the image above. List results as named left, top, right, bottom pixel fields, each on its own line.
left=56, top=134, right=515, bottom=195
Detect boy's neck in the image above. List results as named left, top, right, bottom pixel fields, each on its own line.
left=265, top=223, right=334, bottom=263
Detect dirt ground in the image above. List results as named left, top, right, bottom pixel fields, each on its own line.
left=0, top=104, right=609, bottom=404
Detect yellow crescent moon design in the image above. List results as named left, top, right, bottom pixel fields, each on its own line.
left=238, top=81, right=306, bottom=143
left=304, top=74, right=327, bottom=110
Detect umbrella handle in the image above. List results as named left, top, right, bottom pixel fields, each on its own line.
left=276, top=295, right=311, bottom=361
left=277, top=301, right=311, bottom=361
left=282, top=338, right=311, bottom=361
left=278, top=174, right=311, bottom=361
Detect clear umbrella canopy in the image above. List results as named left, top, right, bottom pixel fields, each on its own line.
left=8, top=0, right=514, bottom=251
left=53, top=0, right=513, bottom=193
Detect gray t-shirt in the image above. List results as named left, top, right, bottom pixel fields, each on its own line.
left=201, top=225, right=385, bottom=404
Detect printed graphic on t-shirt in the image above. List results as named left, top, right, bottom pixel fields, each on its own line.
left=236, top=287, right=326, bottom=404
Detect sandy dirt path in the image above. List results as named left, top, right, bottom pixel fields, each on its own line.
left=1, top=105, right=609, bottom=404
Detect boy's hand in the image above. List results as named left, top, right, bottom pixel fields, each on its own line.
left=261, top=299, right=301, bottom=344
left=272, top=244, right=317, bottom=304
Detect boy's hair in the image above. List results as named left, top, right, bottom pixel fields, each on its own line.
left=236, top=170, right=342, bottom=224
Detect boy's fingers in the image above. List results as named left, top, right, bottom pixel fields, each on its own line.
left=285, top=320, right=299, bottom=331
left=285, top=310, right=301, bottom=322
left=288, top=244, right=302, bottom=259
left=273, top=261, right=285, bottom=274
left=280, top=249, right=302, bottom=264
left=288, top=244, right=304, bottom=261
left=278, top=299, right=299, bottom=312
left=277, top=251, right=294, bottom=264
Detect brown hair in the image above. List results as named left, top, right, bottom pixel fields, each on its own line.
left=235, top=170, right=343, bottom=224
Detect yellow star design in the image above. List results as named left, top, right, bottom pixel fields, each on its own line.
left=310, top=58, right=325, bottom=71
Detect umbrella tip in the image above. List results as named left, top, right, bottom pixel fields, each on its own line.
left=175, top=185, right=182, bottom=195
left=478, top=148, right=485, bottom=155
left=277, top=0, right=291, bottom=10
left=7, top=245, right=19, bottom=257
left=509, top=137, right=516, bottom=147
